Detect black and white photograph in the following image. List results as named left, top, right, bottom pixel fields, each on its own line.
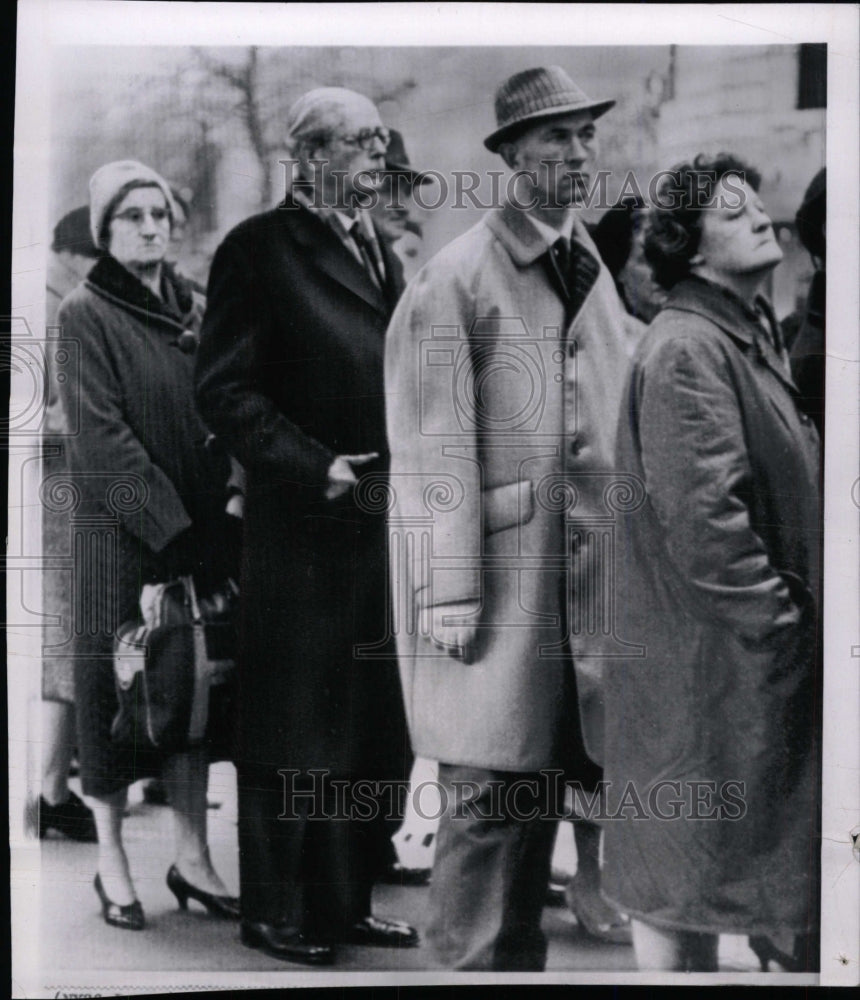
left=9, top=1, right=859, bottom=992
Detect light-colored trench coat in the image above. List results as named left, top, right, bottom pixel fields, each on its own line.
left=384, top=203, right=642, bottom=772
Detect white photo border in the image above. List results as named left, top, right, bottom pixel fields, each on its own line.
left=10, top=1, right=859, bottom=992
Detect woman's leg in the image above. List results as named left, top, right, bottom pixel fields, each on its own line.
left=41, top=699, right=75, bottom=804
left=631, top=919, right=718, bottom=971
left=163, top=747, right=231, bottom=895
left=566, top=819, right=631, bottom=941
left=89, top=789, right=135, bottom=905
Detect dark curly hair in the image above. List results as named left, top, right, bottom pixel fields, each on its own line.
left=644, top=153, right=762, bottom=290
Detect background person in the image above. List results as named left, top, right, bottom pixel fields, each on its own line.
left=46, top=205, right=101, bottom=327
left=369, top=128, right=433, bottom=284
left=602, top=154, right=821, bottom=972
left=783, top=167, right=826, bottom=439
left=368, top=128, right=435, bottom=888
left=38, top=206, right=101, bottom=843
left=589, top=194, right=667, bottom=323
left=54, top=160, right=240, bottom=931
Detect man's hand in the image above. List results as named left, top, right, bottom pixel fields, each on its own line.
left=419, top=602, right=481, bottom=664
left=324, top=452, right=380, bottom=500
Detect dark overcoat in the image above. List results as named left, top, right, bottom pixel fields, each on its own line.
left=195, top=199, right=410, bottom=778
left=602, top=277, right=821, bottom=936
left=52, top=255, right=234, bottom=796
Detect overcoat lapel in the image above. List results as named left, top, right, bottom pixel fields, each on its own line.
left=486, top=203, right=601, bottom=324
left=284, top=199, right=389, bottom=314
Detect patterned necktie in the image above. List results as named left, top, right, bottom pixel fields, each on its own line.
left=547, top=235, right=601, bottom=322
left=551, top=236, right=571, bottom=282
left=350, top=222, right=386, bottom=292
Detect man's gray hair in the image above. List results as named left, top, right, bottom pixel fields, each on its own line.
left=286, top=86, right=376, bottom=157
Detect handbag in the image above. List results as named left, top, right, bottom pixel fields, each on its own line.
left=111, top=575, right=238, bottom=755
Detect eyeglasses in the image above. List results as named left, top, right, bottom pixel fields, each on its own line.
left=111, top=207, right=171, bottom=226
left=337, top=126, right=391, bottom=151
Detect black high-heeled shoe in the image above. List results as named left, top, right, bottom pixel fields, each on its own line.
left=748, top=934, right=802, bottom=972
left=166, top=864, right=241, bottom=919
left=93, top=873, right=145, bottom=931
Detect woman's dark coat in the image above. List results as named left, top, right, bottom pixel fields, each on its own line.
left=602, top=276, right=821, bottom=936
left=53, top=255, right=233, bottom=796
left=194, top=201, right=410, bottom=780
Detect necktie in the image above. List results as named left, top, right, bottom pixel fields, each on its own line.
left=551, top=236, right=571, bottom=284
left=351, top=223, right=386, bottom=292
left=546, top=235, right=601, bottom=322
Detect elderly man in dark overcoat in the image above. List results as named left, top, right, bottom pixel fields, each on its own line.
left=384, top=66, right=643, bottom=970
left=195, top=87, right=416, bottom=965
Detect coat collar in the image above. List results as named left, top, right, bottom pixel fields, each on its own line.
left=486, top=202, right=602, bottom=321
left=665, top=276, right=797, bottom=391
left=280, top=194, right=398, bottom=314
left=486, top=201, right=594, bottom=267
left=85, top=254, right=199, bottom=335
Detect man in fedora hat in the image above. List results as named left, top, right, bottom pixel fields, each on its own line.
left=384, top=66, right=642, bottom=969
left=370, top=128, right=433, bottom=282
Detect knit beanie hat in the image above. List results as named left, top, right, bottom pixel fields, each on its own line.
left=89, top=160, right=176, bottom=248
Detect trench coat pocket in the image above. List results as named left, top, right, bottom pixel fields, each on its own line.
left=483, top=480, right=534, bottom=535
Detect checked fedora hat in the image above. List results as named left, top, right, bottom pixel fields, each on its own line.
left=484, top=66, right=615, bottom=152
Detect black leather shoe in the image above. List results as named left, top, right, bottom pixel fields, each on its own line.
left=39, top=791, right=97, bottom=842
left=93, top=873, right=145, bottom=931
left=377, top=863, right=432, bottom=887
left=166, top=864, right=240, bottom=919
left=142, top=778, right=169, bottom=806
left=343, top=915, right=419, bottom=948
left=240, top=920, right=334, bottom=965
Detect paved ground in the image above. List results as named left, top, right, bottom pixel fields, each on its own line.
left=32, top=763, right=769, bottom=979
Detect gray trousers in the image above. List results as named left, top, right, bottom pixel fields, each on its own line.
left=427, top=764, right=560, bottom=970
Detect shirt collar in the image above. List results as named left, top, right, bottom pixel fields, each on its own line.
left=291, top=184, right=377, bottom=243
left=525, top=209, right=576, bottom=250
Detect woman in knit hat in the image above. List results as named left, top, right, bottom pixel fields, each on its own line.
left=52, top=160, right=240, bottom=930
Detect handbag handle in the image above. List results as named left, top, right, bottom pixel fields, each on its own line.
left=180, top=574, right=239, bottom=624
left=181, top=574, right=203, bottom=624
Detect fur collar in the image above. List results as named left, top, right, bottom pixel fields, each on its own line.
left=85, top=254, right=198, bottom=333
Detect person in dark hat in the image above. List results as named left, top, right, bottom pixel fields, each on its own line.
left=368, top=129, right=433, bottom=282
left=588, top=194, right=667, bottom=323
left=47, top=206, right=101, bottom=327
left=36, top=206, right=102, bottom=844
left=785, top=168, right=825, bottom=438
left=384, top=65, right=642, bottom=969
